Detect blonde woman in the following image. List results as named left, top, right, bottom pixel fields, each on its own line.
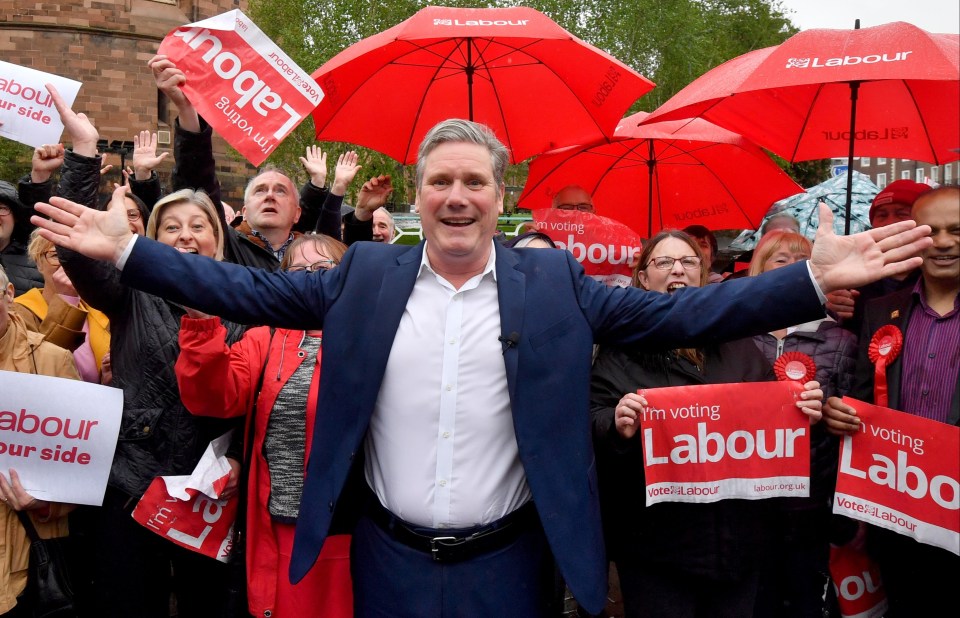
left=748, top=231, right=857, bottom=618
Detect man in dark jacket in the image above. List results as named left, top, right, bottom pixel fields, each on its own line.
left=149, top=54, right=365, bottom=270
left=0, top=180, right=42, bottom=295
left=823, top=185, right=959, bottom=617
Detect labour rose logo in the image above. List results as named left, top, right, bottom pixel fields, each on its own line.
left=433, top=19, right=452, bottom=26
left=786, top=58, right=810, bottom=69
left=891, top=127, right=909, bottom=139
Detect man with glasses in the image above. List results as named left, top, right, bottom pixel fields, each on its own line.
left=552, top=185, right=595, bottom=213
left=0, top=180, right=42, bottom=295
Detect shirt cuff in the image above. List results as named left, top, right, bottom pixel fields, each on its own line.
left=116, top=235, right=138, bottom=269
left=805, top=261, right=827, bottom=305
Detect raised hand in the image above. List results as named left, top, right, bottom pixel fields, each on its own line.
left=299, top=145, right=328, bottom=188
left=330, top=151, right=361, bottom=196
left=148, top=54, right=199, bottom=131
left=32, top=182, right=136, bottom=264
left=46, top=83, right=97, bottom=157
left=132, top=130, right=170, bottom=180
left=355, top=175, right=393, bottom=222
left=809, top=203, right=932, bottom=293
left=30, top=143, right=65, bottom=183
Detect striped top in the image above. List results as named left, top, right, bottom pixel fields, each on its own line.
left=900, top=280, right=960, bottom=423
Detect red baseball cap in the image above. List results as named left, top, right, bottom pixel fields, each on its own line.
left=869, top=180, right=932, bottom=222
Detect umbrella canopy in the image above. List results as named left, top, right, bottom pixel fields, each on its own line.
left=516, top=112, right=803, bottom=237
left=727, top=170, right=879, bottom=253
left=644, top=22, right=959, bottom=231
left=310, top=6, right=654, bottom=164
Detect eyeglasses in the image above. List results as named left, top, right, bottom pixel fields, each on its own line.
left=126, top=209, right=142, bottom=222
left=44, top=251, right=60, bottom=265
left=646, top=256, right=702, bottom=270
left=287, top=260, right=337, bottom=272
left=555, top=202, right=594, bottom=212
left=0, top=204, right=12, bottom=216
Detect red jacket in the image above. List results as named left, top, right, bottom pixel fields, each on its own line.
left=176, top=316, right=351, bottom=617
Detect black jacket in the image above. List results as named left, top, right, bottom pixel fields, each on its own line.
left=1, top=180, right=42, bottom=295
left=56, top=149, right=245, bottom=497
left=590, top=339, right=775, bottom=580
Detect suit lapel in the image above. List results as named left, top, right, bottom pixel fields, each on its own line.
left=886, top=294, right=913, bottom=411
left=495, top=244, right=524, bottom=405
left=367, top=244, right=423, bottom=379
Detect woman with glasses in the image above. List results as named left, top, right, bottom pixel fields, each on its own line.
left=590, top=230, right=822, bottom=618
left=11, top=230, right=110, bottom=384
left=174, top=233, right=353, bottom=618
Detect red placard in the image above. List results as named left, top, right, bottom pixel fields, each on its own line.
left=529, top=209, right=643, bottom=287
left=157, top=10, right=323, bottom=165
left=834, top=398, right=959, bottom=555
left=829, top=543, right=888, bottom=618
left=132, top=476, right=238, bottom=562
left=639, top=381, right=809, bottom=505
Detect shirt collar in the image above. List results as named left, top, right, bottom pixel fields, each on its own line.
left=418, top=240, right=498, bottom=286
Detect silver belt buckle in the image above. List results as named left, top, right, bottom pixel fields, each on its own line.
left=430, top=536, right=459, bottom=561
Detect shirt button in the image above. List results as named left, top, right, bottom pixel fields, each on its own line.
left=439, top=479, right=447, bottom=487
left=449, top=338, right=456, bottom=344
left=928, top=353, right=936, bottom=359
left=445, top=384, right=452, bottom=391
left=922, top=389, right=929, bottom=396
left=442, top=431, right=450, bottom=439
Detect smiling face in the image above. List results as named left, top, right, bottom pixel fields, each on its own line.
left=415, top=141, right=504, bottom=277
left=637, top=236, right=703, bottom=293
left=913, top=188, right=960, bottom=288
left=243, top=171, right=301, bottom=235
left=155, top=202, right=218, bottom=258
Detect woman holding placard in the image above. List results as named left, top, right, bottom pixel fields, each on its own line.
left=590, top=230, right=823, bottom=618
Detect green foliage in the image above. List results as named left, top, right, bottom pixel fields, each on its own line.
left=0, top=138, right=34, bottom=185
left=246, top=0, right=803, bottom=209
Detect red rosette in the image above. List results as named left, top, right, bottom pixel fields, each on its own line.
left=774, top=352, right=817, bottom=383
left=868, top=325, right=903, bottom=407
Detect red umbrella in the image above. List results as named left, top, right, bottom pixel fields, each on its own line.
left=517, top=112, right=803, bottom=237
left=644, top=22, right=960, bottom=232
left=310, top=6, right=654, bottom=164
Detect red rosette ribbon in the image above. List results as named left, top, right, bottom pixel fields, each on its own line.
left=868, top=325, right=903, bottom=407
left=774, top=352, right=817, bottom=383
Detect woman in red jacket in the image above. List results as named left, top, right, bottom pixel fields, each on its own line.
left=175, top=233, right=352, bottom=618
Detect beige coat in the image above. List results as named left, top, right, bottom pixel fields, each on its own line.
left=0, top=313, right=79, bottom=613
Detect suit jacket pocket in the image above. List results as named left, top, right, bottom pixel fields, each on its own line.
left=529, top=314, right=575, bottom=350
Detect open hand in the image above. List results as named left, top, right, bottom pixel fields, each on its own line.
left=32, top=183, right=135, bottom=264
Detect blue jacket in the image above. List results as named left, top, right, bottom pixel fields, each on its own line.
left=120, top=237, right=824, bottom=613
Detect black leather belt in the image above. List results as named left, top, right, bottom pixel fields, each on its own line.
left=367, top=500, right=538, bottom=563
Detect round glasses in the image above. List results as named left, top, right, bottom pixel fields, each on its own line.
left=0, top=204, right=12, bottom=216
left=646, top=256, right=702, bottom=271
left=127, top=209, right=142, bottom=222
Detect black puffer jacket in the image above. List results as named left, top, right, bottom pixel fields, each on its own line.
left=1, top=180, right=42, bottom=295
left=753, top=318, right=857, bottom=509
left=56, top=149, right=244, bottom=497
left=590, top=339, right=776, bottom=580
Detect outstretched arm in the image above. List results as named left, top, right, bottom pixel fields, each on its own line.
left=808, top=203, right=931, bottom=292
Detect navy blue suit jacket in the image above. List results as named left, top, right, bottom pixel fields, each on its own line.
left=122, top=238, right=824, bottom=613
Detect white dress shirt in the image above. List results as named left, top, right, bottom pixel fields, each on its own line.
left=364, top=242, right=532, bottom=528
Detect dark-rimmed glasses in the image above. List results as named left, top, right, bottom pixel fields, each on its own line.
left=288, top=260, right=337, bottom=272
left=646, top=256, right=701, bottom=270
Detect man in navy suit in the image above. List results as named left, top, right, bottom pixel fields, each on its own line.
left=35, top=120, right=930, bottom=617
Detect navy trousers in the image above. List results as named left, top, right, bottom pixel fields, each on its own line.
left=350, top=512, right=557, bottom=617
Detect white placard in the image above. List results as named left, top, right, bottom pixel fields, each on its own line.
left=0, top=370, right=122, bottom=506
left=0, top=61, right=82, bottom=148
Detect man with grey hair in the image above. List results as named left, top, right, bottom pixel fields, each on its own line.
left=551, top=184, right=595, bottom=213
left=34, top=118, right=932, bottom=617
